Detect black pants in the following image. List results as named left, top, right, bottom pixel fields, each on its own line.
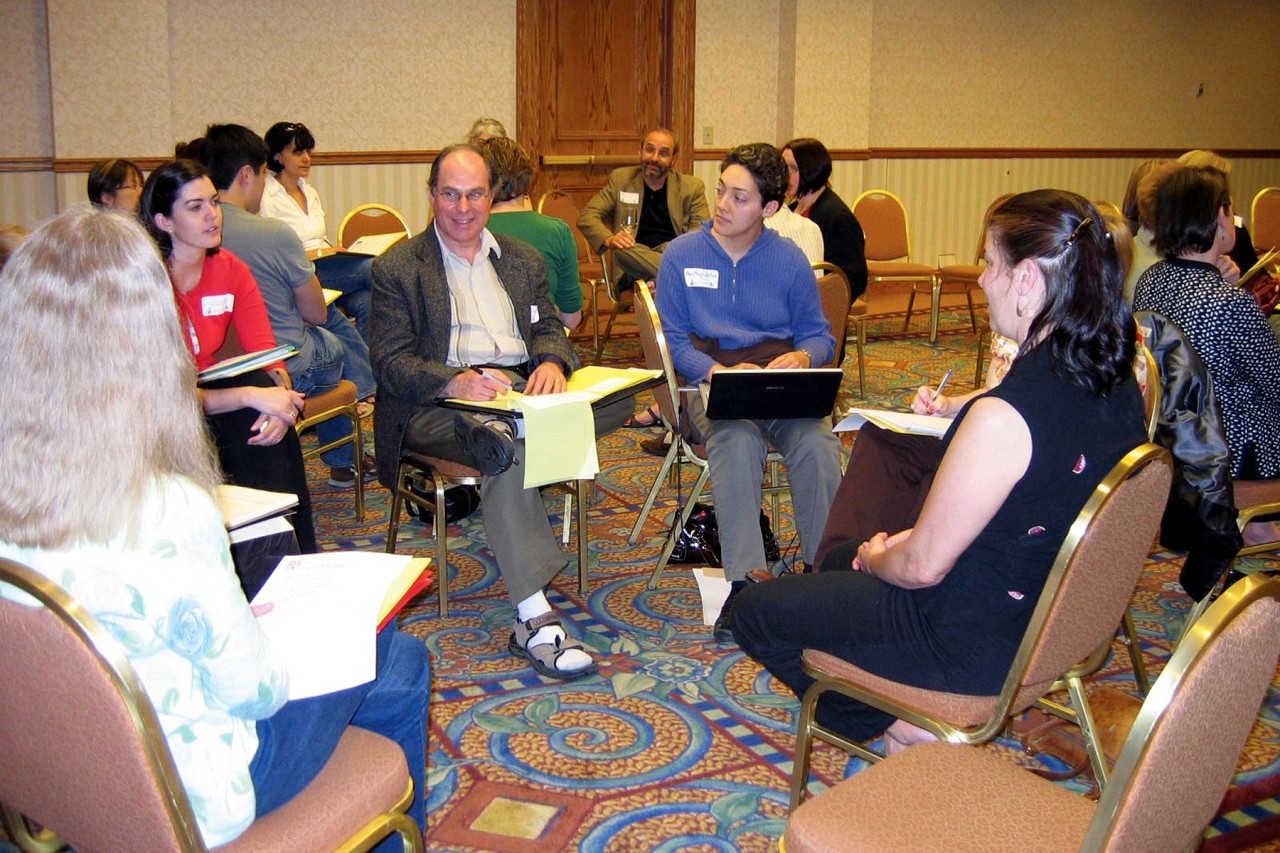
left=733, top=561, right=956, bottom=742
left=204, top=370, right=317, bottom=553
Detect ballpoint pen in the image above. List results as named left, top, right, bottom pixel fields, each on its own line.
left=934, top=369, right=953, bottom=398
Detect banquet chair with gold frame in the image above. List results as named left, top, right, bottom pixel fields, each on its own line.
left=789, top=444, right=1173, bottom=809
left=851, top=189, right=943, bottom=341
left=338, top=203, right=412, bottom=249
left=0, top=557, right=423, bottom=853
left=781, top=573, right=1280, bottom=852
left=385, top=451, right=591, bottom=618
left=1250, top=185, right=1280, bottom=254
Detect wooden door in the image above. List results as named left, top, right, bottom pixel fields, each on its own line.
left=516, top=0, right=695, bottom=208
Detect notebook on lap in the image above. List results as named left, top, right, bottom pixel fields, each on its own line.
left=701, top=368, right=842, bottom=420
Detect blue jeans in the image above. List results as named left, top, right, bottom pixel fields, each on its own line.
left=290, top=323, right=355, bottom=468
left=323, top=305, right=376, bottom=400
left=250, top=628, right=430, bottom=844
left=315, top=253, right=374, bottom=344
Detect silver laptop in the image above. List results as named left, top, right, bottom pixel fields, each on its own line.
left=701, top=368, right=842, bottom=420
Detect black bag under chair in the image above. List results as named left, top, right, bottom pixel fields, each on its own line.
left=403, top=478, right=481, bottom=525
left=668, top=502, right=781, bottom=567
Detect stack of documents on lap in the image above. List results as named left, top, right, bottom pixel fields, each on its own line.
left=443, top=366, right=662, bottom=415
left=345, top=231, right=407, bottom=256
left=215, top=484, right=298, bottom=528
left=251, top=552, right=432, bottom=698
left=1240, top=247, right=1279, bottom=286
left=443, top=366, right=661, bottom=488
left=835, top=408, right=954, bottom=437
left=197, top=345, right=296, bottom=383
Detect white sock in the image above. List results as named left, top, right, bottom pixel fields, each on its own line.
left=516, top=591, right=592, bottom=672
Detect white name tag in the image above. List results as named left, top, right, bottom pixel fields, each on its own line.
left=619, top=191, right=640, bottom=205
left=530, top=305, right=540, bottom=323
left=684, top=268, right=719, bottom=289
left=201, top=294, right=234, bottom=316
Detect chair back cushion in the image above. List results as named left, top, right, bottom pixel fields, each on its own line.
left=538, top=191, right=587, bottom=260
left=1014, top=447, right=1172, bottom=702
left=0, top=561, right=196, bottom=851
left=339, top=204, right=411, bottom=247
left=852, top=191, right=911, bottom=262
left=1251, top=187, right=1280, bottom=253
left=1087, top=577, right=1280, bottom=851
left=814, top=269, right=851, bottom=368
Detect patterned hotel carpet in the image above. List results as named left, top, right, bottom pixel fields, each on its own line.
left=305, top=309, right=1280, bottom=852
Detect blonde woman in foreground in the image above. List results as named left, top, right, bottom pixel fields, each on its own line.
left=0, top=208, right=428, bottom=848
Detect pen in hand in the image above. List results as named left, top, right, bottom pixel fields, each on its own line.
left=923, top=369, right=953, bottom=415
left=933, top=369, right=953, bottom=398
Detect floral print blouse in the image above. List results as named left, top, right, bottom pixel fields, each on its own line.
left=0, top=476, right=289, bottom=846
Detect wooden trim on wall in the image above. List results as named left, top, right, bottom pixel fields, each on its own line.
left=44, top=150, right=444, bottom=173
left=10, top=146, right=1280, bottom=174
left=0, top=157, right=53, bottom=173
left=693, top=147, right=1280, bottom=162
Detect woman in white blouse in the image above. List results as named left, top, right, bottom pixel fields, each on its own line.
left=260, top=121, right=373, bottom=344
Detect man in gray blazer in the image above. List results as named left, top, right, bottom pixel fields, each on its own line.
left=578, top=129, right=710, bottom=283
left=370, top=144, right=629, bottom=680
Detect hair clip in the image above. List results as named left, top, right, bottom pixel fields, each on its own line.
left=1064, top=216, right=1093, bottom=249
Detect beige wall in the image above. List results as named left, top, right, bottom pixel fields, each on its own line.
left=11, top=0, right=516, bottom=161
left=3, top=0, right=1279, bottom=232
left=866, top=0, right=1280, bottom=149
left=2, top=0, right=53, bottom=157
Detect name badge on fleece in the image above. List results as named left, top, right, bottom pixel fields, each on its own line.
left=684, top=268, right=719, bottom=289
left=530, top=305, right=540, bottom=323
left=201, top=294, right=234, bottom=316
left=619, top=191, right=640, bottom=205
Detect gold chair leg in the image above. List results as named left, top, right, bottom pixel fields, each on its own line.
left=1121, top=609, right=1151, bottom=696
left=433, top=472, right=450, bottom=617
left=790, top=682, right=822, bottom=811
left=386, top=461, right=408, bottom=554
left=353, top=408, right=365, bottom=519
left=629, top=439, right=681, bottom=544
left=576, top=480, right=590, bottom=594
left=595, top=293, right=629, bottom=361
left=928, top=276, right=942, bottom=343
left=856, top=318, right=867, bottom=397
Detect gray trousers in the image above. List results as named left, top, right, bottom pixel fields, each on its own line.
left=613, top=244, right=663, bottom=282
left=689, top=397, right=843, bottom=582
left=404, top=376, right=632, bottom=605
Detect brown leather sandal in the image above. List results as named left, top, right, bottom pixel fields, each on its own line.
left=508, top=612, right=598, bottom=680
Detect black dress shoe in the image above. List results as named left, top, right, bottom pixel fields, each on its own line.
left=454, top=413, right=516, bottom=476
left=713, top=580, right=748, bottom=643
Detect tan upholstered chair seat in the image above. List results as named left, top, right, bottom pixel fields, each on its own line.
left=223, top=728, right=412, bottom=851
left=783, top=742, right=1095, bottom=853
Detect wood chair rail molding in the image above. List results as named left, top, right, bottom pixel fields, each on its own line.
left=18, top=146, right=1280, bottom=174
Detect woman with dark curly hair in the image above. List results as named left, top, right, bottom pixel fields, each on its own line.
left=735, top=190, right=1147, bottom=751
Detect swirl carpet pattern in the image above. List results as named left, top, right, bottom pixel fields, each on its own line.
left=301, top=307, right=1279, bottom=852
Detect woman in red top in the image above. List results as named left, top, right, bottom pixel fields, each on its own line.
left=142, top=159, right=317, bottom=555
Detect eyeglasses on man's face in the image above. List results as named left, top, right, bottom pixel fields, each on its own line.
left=434, top=187, right=490, bottom=205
